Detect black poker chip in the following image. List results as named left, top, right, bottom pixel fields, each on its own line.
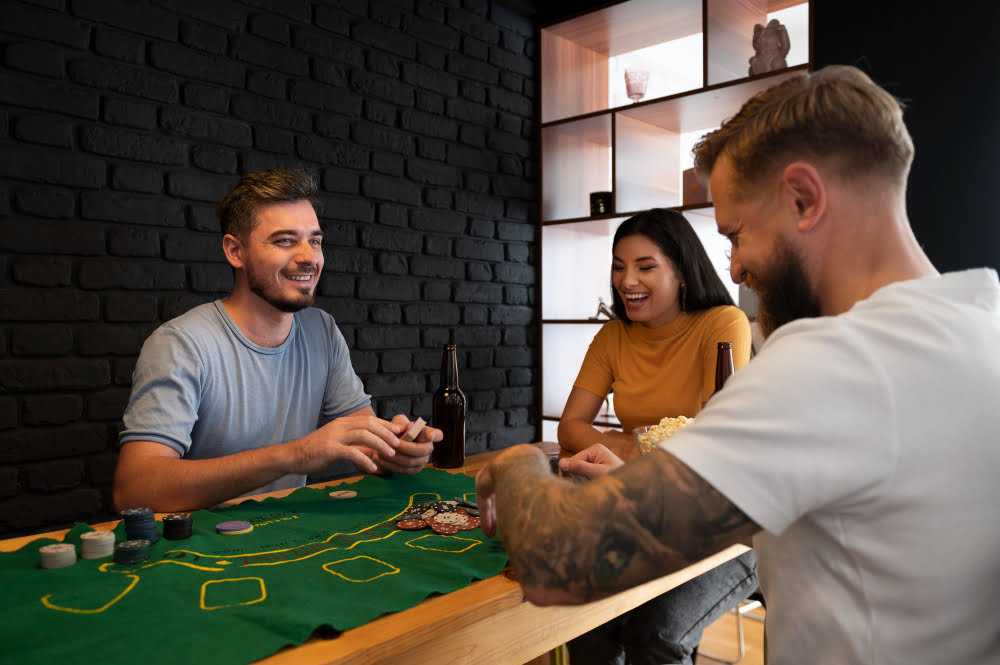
left=401, top=505, right=428, bottom=519
left=430, top=501, right=458, bottom=513
left=162, top=513, right=193, bottom=540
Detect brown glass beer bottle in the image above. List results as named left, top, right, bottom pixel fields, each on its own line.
left=714, top=341, right=735, bottom=393
left=431, top=344, right=466, bottom=468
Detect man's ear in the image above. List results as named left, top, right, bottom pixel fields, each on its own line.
left=781, top=162, right=826, bottom=233
left=222, top=234, right=244, bottom=270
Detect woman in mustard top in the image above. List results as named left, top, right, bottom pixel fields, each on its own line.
left=559, top=209, right=757, bottom=665
left=559, top=209, right=752, bottom=459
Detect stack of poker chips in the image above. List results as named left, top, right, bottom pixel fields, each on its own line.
left=113, top=539, right=150, bottom=565
left=121, top=507, right=158, bottom=544
left=38, top=543, right=77, bottom=569
left=79, top=530, right=116, bottom=559
left=162, top=513, right=193, bottom=540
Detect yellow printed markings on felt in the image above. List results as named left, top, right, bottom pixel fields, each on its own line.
left=33, top=488, right=488, bottom=618
left=216, top=521, right=254, bottom=535
left=200, top=577, right=267, bottom=611
left=323, top=555, right=400, bottom=583
left=406, top=533, right=481, bottom=554
left=109, top=491, right=463, bottom=578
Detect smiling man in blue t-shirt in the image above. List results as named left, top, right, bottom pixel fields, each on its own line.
left=114, top=168, right=440, bottom=513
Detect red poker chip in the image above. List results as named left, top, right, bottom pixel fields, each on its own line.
left=455, top=507, right=480, bottom=530
left=396, top=519, right=427, bottom=531
left=457, top=516, right=480, bottom=531
left=429, top=521, right=460, bottom=535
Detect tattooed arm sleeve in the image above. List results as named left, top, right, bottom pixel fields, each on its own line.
left=489, top=445, right=760, bottom=605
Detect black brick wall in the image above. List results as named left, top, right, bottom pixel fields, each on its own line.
left=0, top=0, right=539, bottom=537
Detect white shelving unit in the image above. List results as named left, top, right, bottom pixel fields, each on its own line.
left=539, top=0, right=812, bottom=439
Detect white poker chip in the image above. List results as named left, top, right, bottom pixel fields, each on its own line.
left=328, top=490, right=358, bottom=499
left=39, top=543, right=77, bottom=569
left=80, top=531, right=116, bottom=559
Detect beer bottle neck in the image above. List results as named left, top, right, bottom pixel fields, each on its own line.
left=440, top=346, right=459, bottom=389
left=715, top=342, right=734, bottom=393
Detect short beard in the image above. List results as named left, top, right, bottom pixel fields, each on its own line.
left=747, top=235, right=821, bottom=338
left=246, top=265, right=315, bottom=314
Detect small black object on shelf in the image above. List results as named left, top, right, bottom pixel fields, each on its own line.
left=589, top=191, right=612, bottom=215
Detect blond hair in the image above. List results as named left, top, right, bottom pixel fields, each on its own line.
left=693, top=65, right=914, bottom=198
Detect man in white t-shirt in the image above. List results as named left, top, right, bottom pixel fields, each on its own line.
left=474, top=65, right=1000, bottom=664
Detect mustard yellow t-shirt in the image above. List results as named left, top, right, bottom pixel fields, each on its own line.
left=573, top=306, right=751, bottom=434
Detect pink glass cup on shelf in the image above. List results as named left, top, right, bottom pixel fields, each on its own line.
left=624, top=70, right=650, bottom=102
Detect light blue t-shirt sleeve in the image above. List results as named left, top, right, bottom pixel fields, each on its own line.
left=120, top=324, right=204, bottom=456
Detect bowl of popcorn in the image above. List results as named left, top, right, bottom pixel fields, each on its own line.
left=634, top=416, right=695, bottom=454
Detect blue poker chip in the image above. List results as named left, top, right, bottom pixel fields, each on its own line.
left=216, top=520, right=253, bottom=534
left=113, top=539, right=150, bottom=565
left=121, top=507, right=159, bottom=544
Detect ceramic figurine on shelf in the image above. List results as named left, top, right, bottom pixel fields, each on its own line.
left=749, top=18, right=790, bottom=76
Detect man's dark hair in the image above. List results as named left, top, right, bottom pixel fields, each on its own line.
left=217, top=168, right=318, bottom=241
left=611, top=208, right=735, bottom=323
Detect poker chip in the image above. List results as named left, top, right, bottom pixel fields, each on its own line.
left=79, top=530, right=116, bottom=559
left=328, top=490, right=357, bottom=499
left=428, top=521, right=460, bottom=535
left=162, top=513, right=193, bottom=540
left=458, top=515, right=480, bottom=531
left=121, top=507, right=159, bottom=544
left=113, top=539, right=150, bottom=565
left=39, top=543, right=77, bottom=569
left=401, top=417, right=426, bottom=442
left=216, top=520, right=253, bottom=535
left=430, top=501, right=458, bottom=513
left=433, top=512, right=469, bottom=526
left=395, top=496, right=482, bottom=534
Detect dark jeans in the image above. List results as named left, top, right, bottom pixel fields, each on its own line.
left=567, top=550, right=757, bottom=665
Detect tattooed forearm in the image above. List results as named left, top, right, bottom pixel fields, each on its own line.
left=490, top=447, right=759, bottom=604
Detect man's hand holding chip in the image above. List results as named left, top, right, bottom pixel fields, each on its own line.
left=370, top=414, right=440, bottom=475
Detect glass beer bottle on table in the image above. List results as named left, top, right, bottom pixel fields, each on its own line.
left=715, top=341, right=734, bottom=393
left=432, top=344, right=466, bottom=468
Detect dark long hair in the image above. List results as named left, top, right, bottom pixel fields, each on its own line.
left=610, top=208, right=735, bottom=323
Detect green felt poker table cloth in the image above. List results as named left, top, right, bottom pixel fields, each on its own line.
left=0, top=468, right=508, bottom=665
